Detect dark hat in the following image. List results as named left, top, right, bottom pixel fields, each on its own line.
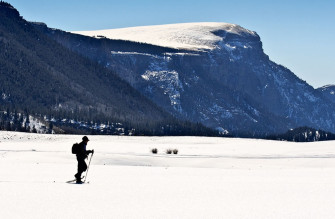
left=82, top=136, right=89, bottom=141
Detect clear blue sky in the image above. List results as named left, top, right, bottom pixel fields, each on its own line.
left=6, top=0, right=335, bottom=88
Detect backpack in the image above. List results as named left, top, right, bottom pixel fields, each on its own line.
left=72, top=143, right=80, bottom=154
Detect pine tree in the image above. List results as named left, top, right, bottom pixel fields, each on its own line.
left=32, top=125, right=37, bottom=133
left=48, top=122, right=53, bottom=134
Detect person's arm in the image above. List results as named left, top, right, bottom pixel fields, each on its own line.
left=86, top=149, right=94, bottom=155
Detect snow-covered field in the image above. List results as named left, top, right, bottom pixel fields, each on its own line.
left=1, top=131, right=335, bottom=218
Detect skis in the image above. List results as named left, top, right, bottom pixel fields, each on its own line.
left=66, top=176, right=85, bottom=184
left=66, top=180, right=89, bottom=184
left=66, top=181, right=88, bottom=184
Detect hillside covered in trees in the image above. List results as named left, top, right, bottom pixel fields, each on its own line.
left=0, top=2, right=218, bottom=136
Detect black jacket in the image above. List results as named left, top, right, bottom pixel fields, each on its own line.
left=76, top=141, right=91, bottom=159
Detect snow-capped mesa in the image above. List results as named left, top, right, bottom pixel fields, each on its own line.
left=72, top=22, right=257, bottom=51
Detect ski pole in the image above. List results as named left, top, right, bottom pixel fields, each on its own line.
left=84, top=151, right=94, bottom=183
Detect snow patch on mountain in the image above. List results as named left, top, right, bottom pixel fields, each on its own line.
left=141, top=60, right=184, bottom=113
left=1, top=93, right=9, bottom=100
left=72, top=22, right=257, bottom=51
left=111, top=51, right=159, bottom=58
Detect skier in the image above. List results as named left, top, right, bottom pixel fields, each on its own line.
left=74, top=136, right=94, bottom=184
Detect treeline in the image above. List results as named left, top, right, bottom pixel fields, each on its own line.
left=0, top=107, right=220, bottom=137
left=51, top=116, right=220, bottom=136
left=0, top=110, right=38, bottom=133
left=266, top=126, right=335, bottom=142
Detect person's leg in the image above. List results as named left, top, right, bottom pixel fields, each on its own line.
left=75, top=158, right=87, bottom=181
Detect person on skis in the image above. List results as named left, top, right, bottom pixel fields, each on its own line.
left=75, top=136, right=94, bottom=183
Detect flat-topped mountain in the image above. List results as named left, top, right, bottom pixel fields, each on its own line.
left=18, top=11, right=332, bottom=137
left=36, top=22, right=335, bottom=136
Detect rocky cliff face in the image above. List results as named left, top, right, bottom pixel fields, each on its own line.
left=34, top=22, right=335, bottom=136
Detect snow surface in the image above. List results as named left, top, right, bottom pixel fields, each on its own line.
left=72, top=22, right=257, bottom=51
left=1, top=131, right=335, bottom=218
